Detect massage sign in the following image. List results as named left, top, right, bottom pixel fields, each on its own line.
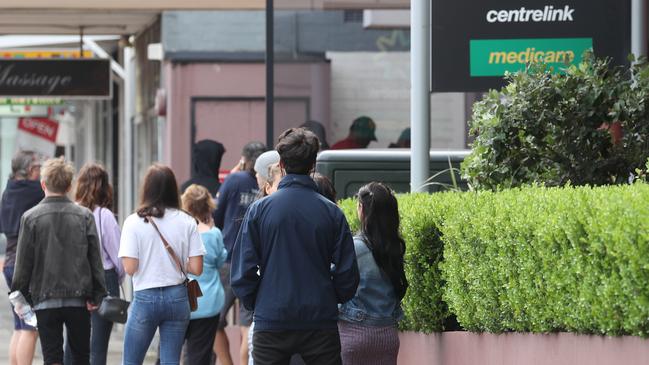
left=0, top=59, right=111, bottom=98
left=431, top=1, right=631, bottom=92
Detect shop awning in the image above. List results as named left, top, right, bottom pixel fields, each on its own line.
left=0, top=0, right=408, bottom=10
left=0, top=0, right=264, bottom=10
left=0, top=0, right=264, bottom=36
left=0, top=10, right=159, bottom=35
left=0, top=0, right=409, bottom=36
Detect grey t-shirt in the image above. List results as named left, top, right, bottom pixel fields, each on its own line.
left=33, top=298, right=86, bottom=310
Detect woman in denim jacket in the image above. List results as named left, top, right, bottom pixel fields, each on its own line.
left=338, top=182, right=408, bottom=365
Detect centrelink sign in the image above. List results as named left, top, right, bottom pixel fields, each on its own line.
left=486, top=6, right=575, bottom=23
left=431, top=1, right=631, bottom=92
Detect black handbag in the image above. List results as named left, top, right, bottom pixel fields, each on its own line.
left=97, top=296, right=130, bottom=323
left=95, top=208, right=130, bottom=323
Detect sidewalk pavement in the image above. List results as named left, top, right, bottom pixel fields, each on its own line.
left=0, top=257, right=158, bottom=364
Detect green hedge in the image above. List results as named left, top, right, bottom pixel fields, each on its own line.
left=340, top=183, right=649, bottom=336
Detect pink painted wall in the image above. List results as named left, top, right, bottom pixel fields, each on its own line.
left=219, top=328, right=649, bottom=365
left=397, top=331, right=649, bottom=365
left=164, top=61, right=330, bottom=183
left=194, top=99, right=266, bottom=170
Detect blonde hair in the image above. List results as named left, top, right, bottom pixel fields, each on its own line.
left=181, top=184, right=216, bottom=224
left=41, top=157, right=74, bottom=194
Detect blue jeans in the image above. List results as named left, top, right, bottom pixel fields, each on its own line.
left=123, top=284, right=190, bottom=365
left=90, top=269, right=120, bottom=365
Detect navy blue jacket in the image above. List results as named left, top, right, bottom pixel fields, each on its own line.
left=0, top=179, right=44, bottom=267
left=231, top=174, right=359, bottom=331
left=0, top=179, right=44, bottom=238
left=213, top=171, right=258, bottom=261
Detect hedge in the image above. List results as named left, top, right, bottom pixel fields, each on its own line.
left=339, top=183, right=649, bottom=336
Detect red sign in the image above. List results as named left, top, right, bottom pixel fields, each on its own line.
left=18, top=117, right=59, bottom=143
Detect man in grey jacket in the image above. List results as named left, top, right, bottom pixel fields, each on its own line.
left=12, top=157, right=106, bottom=365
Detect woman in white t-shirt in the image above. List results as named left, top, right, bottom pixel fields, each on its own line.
left=119, top=164, right=206, bottom=365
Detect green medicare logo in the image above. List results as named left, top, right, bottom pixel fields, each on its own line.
left=470, top=38, right=593, bottom=77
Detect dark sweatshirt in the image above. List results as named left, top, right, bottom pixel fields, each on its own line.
left=230, top=174, right=359, bottom=331
left=213, top=171, right=258, bottom=261
left=0, top=179, right=44, bottom=267
left=181, top=140, right=225, bottom=197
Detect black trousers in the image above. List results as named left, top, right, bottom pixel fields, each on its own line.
left=184, top=315, right=220, bottom=365
left=35, top=307, right=91, bottom=365
left=253, top=329, right=342, bottom=365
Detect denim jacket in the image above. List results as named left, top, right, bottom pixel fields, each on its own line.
left=339, top=235, right=403, bottom=327
left=12, top=196, right=107, bottom=306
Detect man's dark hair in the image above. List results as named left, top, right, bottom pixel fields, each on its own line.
left=276, top=128, right=320, bottom=175
left=242, top=141, right=268, bottom=173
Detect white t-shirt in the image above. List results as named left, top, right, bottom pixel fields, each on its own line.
left=119, top=209, right=206, bottom=291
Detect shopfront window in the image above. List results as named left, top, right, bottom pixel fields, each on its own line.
left=0, top=116, right=18, bottom=190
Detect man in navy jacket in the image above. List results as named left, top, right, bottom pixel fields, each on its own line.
left=231, top=128, right=359, bottom=365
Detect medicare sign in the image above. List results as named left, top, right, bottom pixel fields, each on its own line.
left=431, top=1, right=631, bottom=92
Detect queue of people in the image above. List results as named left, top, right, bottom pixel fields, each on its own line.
left=0, top=123, right=408, bottom=365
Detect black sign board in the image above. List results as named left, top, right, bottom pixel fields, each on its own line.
left=0, top=59, right=111, bottom=98
left=432, top=1, right=631, bottom=92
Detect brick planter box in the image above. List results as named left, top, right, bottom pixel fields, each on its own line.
left=398, top=331, right=649, bottom=365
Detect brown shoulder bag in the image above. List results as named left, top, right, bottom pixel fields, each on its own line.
left=148, top=217, right=203, bottom=312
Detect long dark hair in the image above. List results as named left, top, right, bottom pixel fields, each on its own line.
left=357, top=182, right=408, bottom=300
left=136, top=164, right=180, bottom=219
left=75, top=163, right=113, bottom=210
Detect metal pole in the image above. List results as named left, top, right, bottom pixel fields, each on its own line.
left=632, top=0, right=648, bottom=58
left=121, top=46, right=135, bottom=219
left=266, top=0, right=275, bottom=148
left=410, top=0, right=431, bottom=192
left=120, top=45, right=136, bottom=301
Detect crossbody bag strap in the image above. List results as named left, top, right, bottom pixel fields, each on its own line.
left=98, top=207, right=102, bottom=238
left=147, top=216, right=187, bottom=279
left=98, top=207, right=105, bottom=251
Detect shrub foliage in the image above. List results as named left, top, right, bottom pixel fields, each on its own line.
left=463, top=53, right=649, bottom=190
left=341, top=183, right=649, bottom=336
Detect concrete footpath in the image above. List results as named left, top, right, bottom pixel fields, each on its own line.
left=0, top=257, right=158, bottom=364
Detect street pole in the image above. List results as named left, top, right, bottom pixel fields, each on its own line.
left=410, top=0, right=431, bottom=192
left=121, top=46, right=135, bottom=222
left=632, top=0, right=648, bottom=58
left=119, top=45, right=136, bottom=301
left=266, top=0, right=275, bottom=149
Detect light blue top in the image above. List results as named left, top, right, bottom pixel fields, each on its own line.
left=339, top=235, right=403, bottom=327
left=189, top=227, right=228, bottom=319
